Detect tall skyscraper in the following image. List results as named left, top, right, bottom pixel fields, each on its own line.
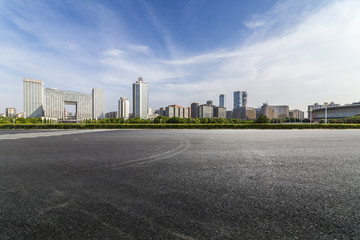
left=132, top=77, right=148, bottom=119
left=118, top=97, right=130, bottom=119
left=233, top=91, right=247, bottom=109
left=92, top=88, right=104, bottom=119
left=23, top=78, right=44, bottom=118
left=219, top=94, right=226, bottom=107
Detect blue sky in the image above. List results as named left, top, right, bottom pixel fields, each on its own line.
left=1, top=0, right=360, bottom=114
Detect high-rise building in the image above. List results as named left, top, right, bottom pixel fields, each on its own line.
left=92, top=88, right=104, bottom=119
left=199, top=104, right=213, bottom=118
left=233, top=91, right=247, bottom=109
left=118, top=97, right=130, bottom=119
left=132, top=77, right=148, bottom=119
left=23, top=78, right=44, bottom=118
left=183, top=107, right=191, bottom=118
left=191, top=102, right=199, bottom=118
left=219, top=94, right=226, bottom=108
left=206, top=100, right=213, bottom=106
left=5, top=107, right=16, bottom=118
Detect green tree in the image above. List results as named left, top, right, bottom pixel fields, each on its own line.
left=255, top=114, right=270, bottom=123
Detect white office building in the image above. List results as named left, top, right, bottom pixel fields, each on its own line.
left=23, top=78, right=104, bottom=121
left=23, top=78, right=44, bottom=118
left=132, top=77, right=148, bottom=119
left=118, top=97, right=130, bottom=119
left=92, top=88, right=104, bottom=119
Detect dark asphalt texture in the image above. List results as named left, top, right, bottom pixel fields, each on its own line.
left=1, top=129, right=360, bottom=239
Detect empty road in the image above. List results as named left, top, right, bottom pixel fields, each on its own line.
left=1, top=129, right=359, bottom=239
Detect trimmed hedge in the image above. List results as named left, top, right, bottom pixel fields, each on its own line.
left=1, top=123, right=360, bottom=129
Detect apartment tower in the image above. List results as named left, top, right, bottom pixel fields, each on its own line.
left=132, top=77, right=148, bottom=119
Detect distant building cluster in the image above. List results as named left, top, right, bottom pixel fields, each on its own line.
left=2, top=77, right=360, bottom=122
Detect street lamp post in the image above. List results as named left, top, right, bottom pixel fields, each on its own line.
left=324, top=102, right=328, bottom=124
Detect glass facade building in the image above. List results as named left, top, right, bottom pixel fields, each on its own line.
left=132, top=77, right=148, bottom=119
left=233, top=91, right=247, bottom=109
left=23, top=78, right=44, bottom=118
left=219, top=94, right=226, bottom=107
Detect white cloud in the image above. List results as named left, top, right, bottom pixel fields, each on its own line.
left=129, top=44, right=150, bottom=54
left=149, top=0, right=360, bottom=111
left=244, top=20, right=266, bottom=30
left=2, top=0, right=360, bottom=114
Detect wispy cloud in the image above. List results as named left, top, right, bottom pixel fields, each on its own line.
left=129, top=44, right=150, bottom=54
left=1, top=0, right=359, bottom=114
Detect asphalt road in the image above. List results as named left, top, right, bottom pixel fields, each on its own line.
left=1, top=129, right=359, bottom=239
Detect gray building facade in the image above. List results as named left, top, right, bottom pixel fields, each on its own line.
left=199, top=104, right=213, bottom=118
left=214, top=106, right=226, bottom=118
left=191, top=102, right=199, bottom=118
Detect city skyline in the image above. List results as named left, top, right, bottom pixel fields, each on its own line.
left=1, top=1, right=360, bottom=113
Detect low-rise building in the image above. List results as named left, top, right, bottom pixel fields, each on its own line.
left=6, top=107, right=16, bottom=118
left=308, top=102, right=340, bottom=118
left=312, top=102, right=360, bottom=122
left=16, top=112, right=24, bottom=118
left=105, top=111, right=118, bottom=119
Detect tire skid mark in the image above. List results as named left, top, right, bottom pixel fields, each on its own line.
left=81, top=138, right=190, bottom=173
left=107, top=141, right=190, bottom=170
left=80, top=142, right=185, bottom=171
